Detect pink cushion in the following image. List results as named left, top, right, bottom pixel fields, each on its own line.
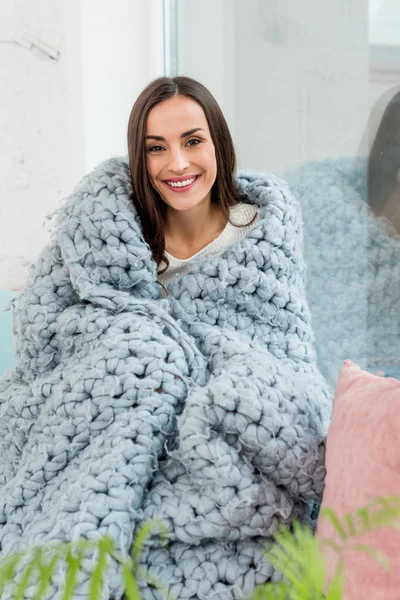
left=316, top=360, right=400, bottom=600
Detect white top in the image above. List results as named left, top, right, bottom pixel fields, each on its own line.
left=158, top=203, right=261, bottom=289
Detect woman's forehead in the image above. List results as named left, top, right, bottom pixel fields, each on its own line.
left=146, top=96, right=209, bottom=136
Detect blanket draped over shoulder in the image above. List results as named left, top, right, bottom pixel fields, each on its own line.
left=0, top=157, right=330, bottom=600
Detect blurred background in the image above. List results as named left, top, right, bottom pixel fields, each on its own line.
left=1, top=0, right=400, bottom=386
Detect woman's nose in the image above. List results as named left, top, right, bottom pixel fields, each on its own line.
left=168, top=148, right=189, bottom=172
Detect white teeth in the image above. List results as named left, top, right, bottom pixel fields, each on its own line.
left=166, top=177, right=196, bottom=188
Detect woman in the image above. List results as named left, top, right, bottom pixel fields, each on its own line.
left=127, top=77, right=260, bottom=291
left=0, top=76, right=330, bottom=599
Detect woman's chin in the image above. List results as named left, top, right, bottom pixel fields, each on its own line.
left=164, top=197, right=207, bottom=213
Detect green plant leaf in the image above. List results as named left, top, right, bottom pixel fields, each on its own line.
left=266, top=525, right=309, bottom=584
left=12, top=548, right=42, bottom=600
left=264, top=525, right=329, bottom=598
left=61, top=542, right=91, bottom=600
left=131, top=520, right=168, bottom=568
left=256, top=496, right=400, bottom=600
left=88, top=538, right=113, bottom=600
left=0, top=552, right=25, bottom=596
left=343, top=514, right=357, bottom=537
left=32, top=547, right=63, bottom=600
left=111, top=523, right=169, bottom=600
left=319, top=508, right=348, bottom=541
left=265, top=546, right=302, bottom=587
left=325, top=560, right=345, bottom=600
left=120, top=558, right=142, bottom=600
left=356, top=507, right=371, bottom=534
left=251, top=581, right=290, bottom=599
left=363, top=497, right=400, bottom=530
left=136, top=565, right=177, bottom=600
left=346, top=543, right=391, bottom=571
left=370, top=496, right=400, bottom=510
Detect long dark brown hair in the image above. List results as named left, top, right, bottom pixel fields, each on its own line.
left=127, top=76, right=246, bottom=274
left=368, top=89, right=400, bottom=220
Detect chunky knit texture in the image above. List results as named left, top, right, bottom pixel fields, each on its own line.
left=159, top=203, right=261, bottom=288
left=285, top=156, right=400, bottom=388
left=0, top=156, right=330, bottom=599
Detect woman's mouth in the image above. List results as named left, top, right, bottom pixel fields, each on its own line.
left=164, top=175, right=200, bottom=193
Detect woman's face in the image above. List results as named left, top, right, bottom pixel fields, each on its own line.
left=145, top=95, right=217, bottom=213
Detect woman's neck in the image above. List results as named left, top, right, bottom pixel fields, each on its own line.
left=164, top=201, right=227, bottom=260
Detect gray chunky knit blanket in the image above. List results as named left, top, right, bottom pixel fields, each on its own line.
left=0, top=157, right=330, bottom=599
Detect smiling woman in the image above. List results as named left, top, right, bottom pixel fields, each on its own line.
left=0, top=74, right=330, bottom=600
left=127, top=76, right=259, bottom=279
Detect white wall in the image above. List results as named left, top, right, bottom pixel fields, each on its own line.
left=0, top=0, right=70, bottom=291
left=81, top=0, right=164, bottom=173
left=0, top=0, right=164, bottom=291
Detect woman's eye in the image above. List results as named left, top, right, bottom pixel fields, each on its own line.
left=147, top=139, right=201, bottom=153
left=187, top=138, right=201, bottom=147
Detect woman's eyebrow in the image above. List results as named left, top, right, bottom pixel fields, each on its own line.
left=145, top=127, right=205, bottom=141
